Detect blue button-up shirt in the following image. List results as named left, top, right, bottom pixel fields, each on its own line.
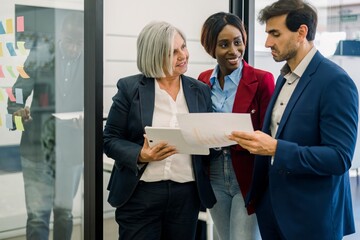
left=209, top=63, right=243, bottom=113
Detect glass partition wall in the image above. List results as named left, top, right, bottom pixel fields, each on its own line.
left=0, top=1, right=84, bottom=239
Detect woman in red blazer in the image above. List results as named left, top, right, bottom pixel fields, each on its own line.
left=198, top=12, right=274, bottom=240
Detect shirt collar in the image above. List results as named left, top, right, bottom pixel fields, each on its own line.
left=280, top=47, right=317, bottom=79
left=210, top=61, right=243, bottom=86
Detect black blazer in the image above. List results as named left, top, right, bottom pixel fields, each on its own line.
left=103, top=73, right=216, bottom=208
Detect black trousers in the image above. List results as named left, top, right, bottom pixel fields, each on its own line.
left=115, top=180, right=200, bottom=240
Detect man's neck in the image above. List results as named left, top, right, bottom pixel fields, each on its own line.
left=287, top=42, right=314, bottom=72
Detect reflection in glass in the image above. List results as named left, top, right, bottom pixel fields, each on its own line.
left=6, top=6, right=84, bottom=240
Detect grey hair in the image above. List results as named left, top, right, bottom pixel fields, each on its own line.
left=137, top=21, right=186, bottom=78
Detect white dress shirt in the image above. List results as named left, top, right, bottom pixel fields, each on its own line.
left=140, top=78, right=195, bottom=182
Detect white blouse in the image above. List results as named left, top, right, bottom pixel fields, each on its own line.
left=140, top=78, right=195, bottom=182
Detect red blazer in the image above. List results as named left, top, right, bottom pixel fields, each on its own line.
left=198, top=60, right=275, bottom=214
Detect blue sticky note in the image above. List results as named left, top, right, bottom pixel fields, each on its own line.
left=6, top=42, right=16, bottom=56
left=6, top=114, right=13, bottom=129
left=0, top=21, right=5, bottom=34
left=15, top=88, right=23, bottom=104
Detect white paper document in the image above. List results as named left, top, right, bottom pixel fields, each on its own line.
left=52, top=111, right=83, bottom=120
left=177, top=113, right=253, bottom=148
left=144, top=113, right=253, bottom=155
left=144, top=126, right=209, bottom=155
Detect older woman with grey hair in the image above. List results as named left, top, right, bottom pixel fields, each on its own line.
left=103, top=21, right=216, bottom=240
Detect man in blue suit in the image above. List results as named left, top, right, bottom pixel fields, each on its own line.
left=228, top=0, right=358, bottom=239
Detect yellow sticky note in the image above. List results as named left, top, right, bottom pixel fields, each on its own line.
left=17, top=66, right=30, bottom=78
left=14, top=115, right=24, bottom=131
left=0, top=42, right=3, bottom=57
left=0, top=65, right=4, bottom=78
left=0, top=88, right=4, bottom=102
left=17, top=41, right=27, bottom=55
left=6, top=19, right=13, bottom=34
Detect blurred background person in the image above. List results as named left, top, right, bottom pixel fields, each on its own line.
left=198, top=12, right=275, bottom=240
left=7, top=11, right=84, bottom=240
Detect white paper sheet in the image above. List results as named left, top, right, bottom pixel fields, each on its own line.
left=177, top=113, right=253, bottom=148
left=52, top=111, right=83, bottom=120
left=144, top=126, right=209, bottom=155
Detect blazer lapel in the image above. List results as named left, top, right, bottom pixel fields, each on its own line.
left=232, top=61, right=259, bottom=113
left=139, top=76, right=155, bottom=128
left=182, top=75, right=199, bottom=113
left=275, top=51, right=322, bottom=138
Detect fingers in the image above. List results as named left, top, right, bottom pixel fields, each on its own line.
left=150, top=142, right=177, bottom=160
left=228, top=130, right=277, bottom=156
left=13, top=106, right=32, bottom=122
left=139, top=135, right=178, bottom=163
left=228, top=131, right=251, bottom=145
left=230, top=130, right=253, bottom=140
left=154, top=146, right=178, bottom=160
left=228, top=131, right=258, bottom=153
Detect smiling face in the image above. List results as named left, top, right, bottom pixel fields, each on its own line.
left=265, top=14, right=299, bottom=63
left=214, top=24, right=245, bottom=77
left=164, top=32, right=189, bottom=78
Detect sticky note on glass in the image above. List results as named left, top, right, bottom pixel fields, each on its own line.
left=6, top=88, right=16, bottom=102
left=0, top=65, right=5, bottom=78
left=0, top=21, right=5, bottom=34
left=6, top=66, right=16, bottom=78
left=15, top=115, right=24, bottom=131
left=6, top=19, right=13, bottom=34
left=0, top=88, right=4, bottom=102
left=6, top=42, right=16, bottom=56
left=17, top=65, right=30, bottom=78
left=6, top=114, right=13, bottom=129
left=0, top=42, right=3, bottom=57
left=17, top=41, right=27, bottom=55
left=15, top=88, right=23, bottom=104
left=17, top=16, right=24, bottom=32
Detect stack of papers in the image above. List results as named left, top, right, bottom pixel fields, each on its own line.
left=145, top=113, right=253, bottom=155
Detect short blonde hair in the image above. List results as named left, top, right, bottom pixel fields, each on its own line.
left=137, top=21, right=186, bottom=78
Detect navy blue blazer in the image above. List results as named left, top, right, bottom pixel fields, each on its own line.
left=104, top=73, right=216, bottom=209
left=247, top=51, right=358, bottom=239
